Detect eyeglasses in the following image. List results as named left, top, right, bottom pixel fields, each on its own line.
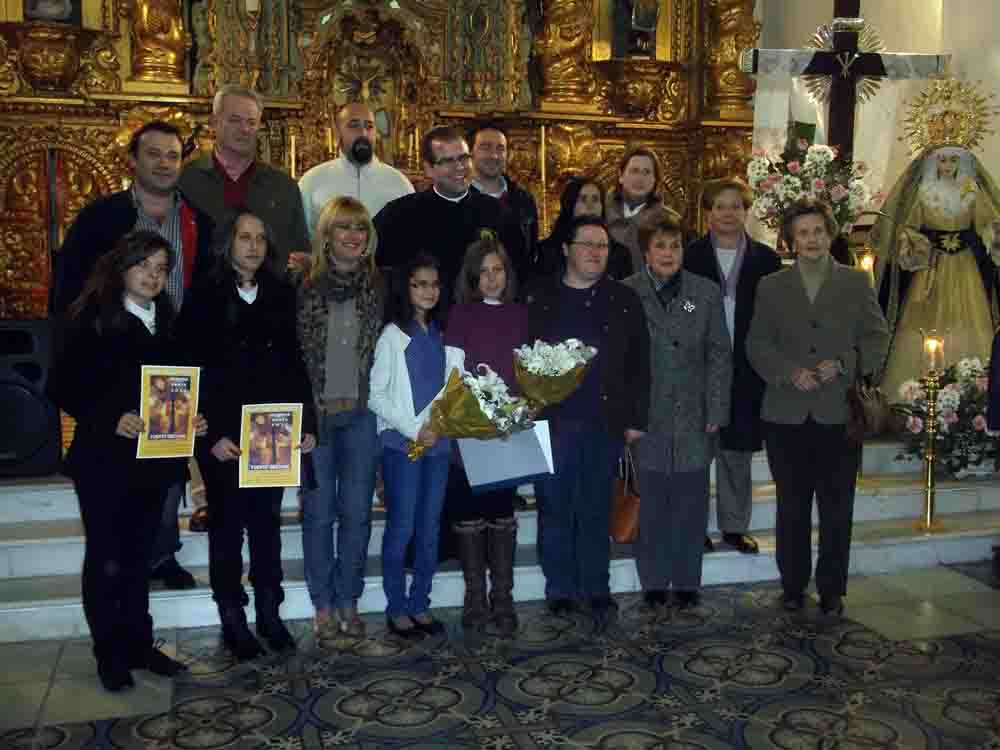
left=330, top=222, right=369, bottom=233
left=433, top=153, right=472, bottom=168
left=571, top=241, right=610, bottom=251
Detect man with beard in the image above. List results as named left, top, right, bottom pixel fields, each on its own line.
left=52, top=119, right=215, bottom=592
left=179, top=84, right=309, bottom=272
left=298, top=102, right=414, bottom=234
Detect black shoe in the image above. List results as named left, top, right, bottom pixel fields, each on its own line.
left=782, top=592, right=805, bottom=612
left=819, top=595, right=844, bottom=616
left=411, top=613, right=446, bottom=637
left=704, top=536, right=715, bottom=553
left=673, top=590, right=701, bottom=609
left=386, top=615, right=423, bottom=639
left=643, top=590, right=668, bottom=607
left=546, top=598, right=577, bottom=615
left=722, top=533, right=760, bottom=554
left=257, top=618, right=297, bottom=652
left=220, top=607, right=266, bottom=661
left=150, top=558, right=197, bottom=590
left=98, top=659, right=134, bottom=692
left=591, top=596, right=619, bottom=616
left=131, top=645, right=188, bottom=676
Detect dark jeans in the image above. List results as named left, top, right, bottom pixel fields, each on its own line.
left=75, top=477, right=165, bottom=664
left=202, top=458, right=285, bottom=608
left=535, top=418, right=621, bottom=601
left=764, top=419, right=860, bottom=599
left=149, top=480, right=184, bottom=571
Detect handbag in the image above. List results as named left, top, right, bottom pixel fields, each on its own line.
left=847, top=373, right=890, bottom=442
left=610, top=447, right=640, bottom=544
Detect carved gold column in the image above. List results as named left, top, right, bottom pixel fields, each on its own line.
left=533, top=0, right=602, bottom=112
left=129, top=0, right=189, bottom=84
left=705, top=0, right=758, bottom=121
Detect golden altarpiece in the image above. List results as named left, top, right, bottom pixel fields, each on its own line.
left=0, top=0, right=759, bottom=321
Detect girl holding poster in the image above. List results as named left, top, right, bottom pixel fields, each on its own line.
left=369, top=254, right=464, bottom=639
left=179, top=208, right=316, bottom=661
left=48, top=231, right=206, bottom=692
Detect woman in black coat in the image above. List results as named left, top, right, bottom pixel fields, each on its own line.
left=178, top=208, right=317, bottom=660
left=47, top=231, right=206, bottom=692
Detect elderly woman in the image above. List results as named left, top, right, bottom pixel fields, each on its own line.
left=747, top=199, right=889, bottom=616
left=295, top=196, right=387, bottom=641
left=624, top=216, right=732, bottom=609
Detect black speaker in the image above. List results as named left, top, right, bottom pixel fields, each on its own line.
left=0, top=320, right=61, bottom=477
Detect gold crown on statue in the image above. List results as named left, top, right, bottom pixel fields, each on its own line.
left=901, top=78, right=998, bottom=155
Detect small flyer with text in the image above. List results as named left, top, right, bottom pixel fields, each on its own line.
left=238, top=403, right=303, bottom=488
left=137, top=365, right=201, bottom=459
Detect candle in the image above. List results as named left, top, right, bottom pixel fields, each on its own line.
left=289, top=134, right=296, bottom=179
left=859, top=249, right=875, bottom=287
left=325, top=127, right=333, bottom=157
left=245, top=0, right=259, bottom=13
left=539, top=124, right=547, bottom=234
left=922, top=330, right=944, bottom=374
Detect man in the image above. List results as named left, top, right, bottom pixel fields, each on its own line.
left=605, top=146, right=681, bottom=273
left=179, top=84, right=309, bottom=272
left=52, top=120, right=215, bottom=598
left=524, top=215, right=649, bottom=624
left=468, top=122, right=538, bottom=282
left=298, top=102, right=414, bottom=233
left=684, top=178, right=782, bottom=555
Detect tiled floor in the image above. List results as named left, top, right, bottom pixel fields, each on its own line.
left=2, top=562, right=1000, bottom=749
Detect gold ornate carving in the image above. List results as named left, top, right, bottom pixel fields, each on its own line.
left=73, top=33, right=120, bottom=95
left=128, top=0, right=189, bottom=84
left=802, top=21, right=884, bottom=106
left=17, top=23, right=83, bottom=91
left=600, top=59, right=686, bottom=122
left=0, top=33, right=22, bottom=95
left=705, top=0, right=758, bottom=121
left=533, top=0, right=601, bottom=110
left=901, top=78, right=998, bottom=156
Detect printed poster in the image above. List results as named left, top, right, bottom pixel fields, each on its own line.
left=238, top=403, right=303, bottom=488
left=137, top=365, right=200, bottom=459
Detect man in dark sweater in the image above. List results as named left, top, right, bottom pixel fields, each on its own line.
left=374, top=126, right=527, bottom=305
left=52, top=119, right=215, bottom=592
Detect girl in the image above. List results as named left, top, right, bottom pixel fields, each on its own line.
left=48, top=231, right=206, bottom=692
left=444, top=232, right=529, bottom=636
left=368, top=254, right=464, bottom=638
left=178, top=208, right=316, bottom=660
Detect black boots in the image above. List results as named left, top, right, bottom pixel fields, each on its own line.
left=220, top=605, right=266, bottom=661
left=454, top=520, right=491, bottom=628
left=254, top=589, right=296, bottom=653
left=488, top=517, right=518, bottom=638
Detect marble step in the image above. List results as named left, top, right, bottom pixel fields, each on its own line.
left=0, top=439, right=924, bottom=525
left=0, top=509, right=996, bottom=643
left=1, top=472, right=997, bottom=579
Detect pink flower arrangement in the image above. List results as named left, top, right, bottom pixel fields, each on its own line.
left=974, top=415, right=988, bottom=431
left=830, top=185, right=849, bottom=202
left=813, top=178, right=826, bottom=191
left=787, top=161, right=801, bottom=174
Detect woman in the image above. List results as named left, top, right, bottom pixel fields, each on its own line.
left=444, top=231, right=530, bottom=636
left=533, top=177, right=633, bottom=281
left=48, top=231, right=204, bottom=691
left=296, top=196, right=386, bottom=640
left=624, top=216, right=732, bottom=609
left=747, top=199, right=889, bottom=616
left=179, top=209, right=316, bottom=660
left=873, top=146, right=1000, bottom=400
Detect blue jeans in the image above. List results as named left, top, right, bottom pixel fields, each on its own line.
left=381, top=447, right=450, bottom=617
left=301, top=408, right=378, bottom=612
left=536, top=418, right=621, bottom=601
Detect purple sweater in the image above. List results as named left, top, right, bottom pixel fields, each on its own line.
left=445, top=302, right=530, bottom=391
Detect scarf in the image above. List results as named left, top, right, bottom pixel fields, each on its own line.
left=311, top=267, right=380, bottom=374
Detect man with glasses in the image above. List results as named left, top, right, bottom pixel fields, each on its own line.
left=298, top=102, right=414, bottom=234
left=374, top=126, right=526, bottom=306
left=524, top=215, right=650, bottom=625
left=469, top=122, right=538, bottom=284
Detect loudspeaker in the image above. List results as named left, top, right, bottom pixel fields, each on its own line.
left=0, top=320, right=61, bottom=477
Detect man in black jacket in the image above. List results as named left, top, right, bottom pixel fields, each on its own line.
left=683, top=178, right=782, bottom=555
left=52, top=119, right=214, bottom=591
left=524, top=216, right=650, bottom=623
left=469, top=122, right=538, bottom=285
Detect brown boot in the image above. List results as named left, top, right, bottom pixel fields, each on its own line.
left=454, top=520, right=490, bottom=628
left=487, top=517, right=518, bottom=638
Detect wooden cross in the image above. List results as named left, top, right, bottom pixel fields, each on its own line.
left=740, top=0, right=949, bottom=159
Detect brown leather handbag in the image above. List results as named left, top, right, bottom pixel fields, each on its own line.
left=610, top=447, right=640, bottom=544
left=847, top=373, right=890, bottom=443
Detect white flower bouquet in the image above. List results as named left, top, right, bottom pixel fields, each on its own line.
left=407, top=365, right=532, bottom=460
left=894, top=357, right=999, bottom=476
left=513, top=338, right=598, bottom=409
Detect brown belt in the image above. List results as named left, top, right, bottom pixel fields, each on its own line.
left=320, top=398, right=359, bottom=415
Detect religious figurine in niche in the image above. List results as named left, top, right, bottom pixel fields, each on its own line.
left=24, top=0, right=79, bottom=23
left=873, top=144, right=1000, bottom=400
left=612, top=0, right=658, bottom=58
left=130, top=0, right=187, bottom=84
left=190, top=1, right=214, bottom=95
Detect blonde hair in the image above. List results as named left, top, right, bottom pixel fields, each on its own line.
left=311, top=196, right=377, bottom=282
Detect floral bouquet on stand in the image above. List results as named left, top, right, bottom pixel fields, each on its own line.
left=513, top=338, right=598, bottom=410
left=407, top=365, right=533, bottom=460
left=747, top=140, right=878, bottom=237
left=894, top=357, right=1000, bottom=477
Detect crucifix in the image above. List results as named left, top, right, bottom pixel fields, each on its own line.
left=739, top=0, right=950, bottom=159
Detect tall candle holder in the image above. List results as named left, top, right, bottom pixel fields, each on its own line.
left=918, top=328, right=945, bottom=533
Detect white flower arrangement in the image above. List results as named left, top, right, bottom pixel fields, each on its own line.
left=513, top=338, right=598, bottom=377
left=462, top=364, right=532, bottom=434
